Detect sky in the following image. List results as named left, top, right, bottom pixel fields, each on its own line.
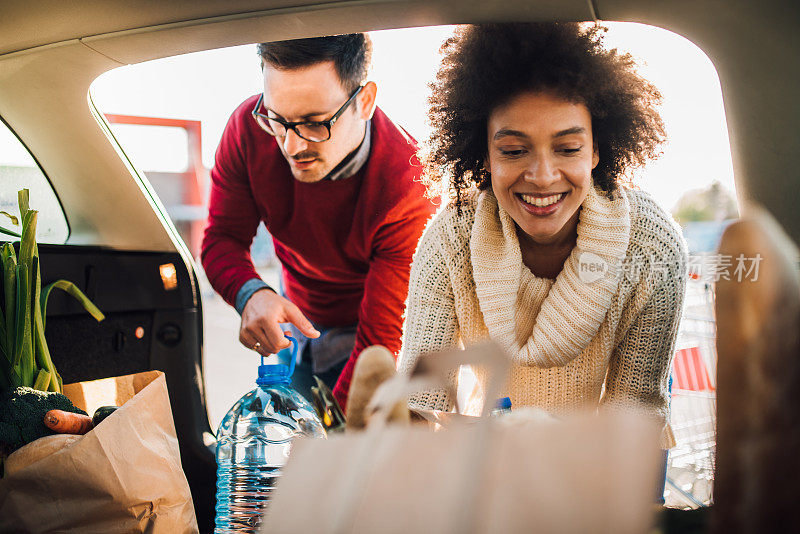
left=80, top=22, right=737, bottom=213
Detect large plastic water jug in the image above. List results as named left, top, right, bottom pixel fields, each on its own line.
left=214, top=337, right=325, bottom=533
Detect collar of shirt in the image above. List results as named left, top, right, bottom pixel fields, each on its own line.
left=322, top=120, right=372, bottom=181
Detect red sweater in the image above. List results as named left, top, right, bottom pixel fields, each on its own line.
left=201, top=98, right=436, bottom=407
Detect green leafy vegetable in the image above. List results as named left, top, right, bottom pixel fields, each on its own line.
left=0, top=386, right=87, bottom=457
left=0, top=189, right=104, bottom=395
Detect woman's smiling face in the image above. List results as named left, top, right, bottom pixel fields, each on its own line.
left=487, top=91, right=599, bottom=247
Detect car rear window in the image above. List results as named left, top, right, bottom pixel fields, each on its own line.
left=0, top=119, right=69, bottom=243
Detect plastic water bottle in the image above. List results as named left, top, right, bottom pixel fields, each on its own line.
left=491, top=397, right=512, bottom=417
left=214, top=337, right=325, bottom=533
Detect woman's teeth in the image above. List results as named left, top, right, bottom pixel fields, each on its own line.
left=520, top=193, right=565, bottom=207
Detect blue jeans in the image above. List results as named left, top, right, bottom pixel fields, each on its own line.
left=276, top=274, right=355, bottom=404
left=290, top=355, right=348, bottom=405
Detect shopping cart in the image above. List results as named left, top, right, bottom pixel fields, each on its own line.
left=665, top=281, right=717, bottom=508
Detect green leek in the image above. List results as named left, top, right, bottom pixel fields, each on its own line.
left=0, top=189, right=104, bottom=394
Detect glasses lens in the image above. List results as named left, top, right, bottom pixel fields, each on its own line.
left=253, top=115, right=277, bottom=136
left=266, top=118, right=289, bottom=137
left=296, top=124, right=330, bottom=142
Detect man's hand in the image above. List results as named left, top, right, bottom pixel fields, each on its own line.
left=239, top=289, right=320, bottom=355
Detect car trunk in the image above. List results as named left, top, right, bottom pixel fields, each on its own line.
left=36, top=243, right=216, bottom=532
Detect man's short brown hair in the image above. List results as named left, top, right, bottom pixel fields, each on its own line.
left=257, top=33, right=372, bottom=92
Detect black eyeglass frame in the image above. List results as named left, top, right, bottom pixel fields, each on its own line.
left=251, top=85, right=365, bottom=142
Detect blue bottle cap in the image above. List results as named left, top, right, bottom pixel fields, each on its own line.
left=496, top=397, right=512, bottom=410
left=256, top=336, right=298, bottom=387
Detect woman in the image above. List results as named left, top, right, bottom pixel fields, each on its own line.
left=398, top=23, right=686, bottom=448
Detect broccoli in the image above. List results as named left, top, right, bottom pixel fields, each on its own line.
left=0, top=386, right=87, bottom=458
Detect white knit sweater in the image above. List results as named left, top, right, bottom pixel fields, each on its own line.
left=397, top=185, right=687, bottom=447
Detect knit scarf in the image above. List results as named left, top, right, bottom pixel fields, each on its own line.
left=469, top=186, right=631, bottom=367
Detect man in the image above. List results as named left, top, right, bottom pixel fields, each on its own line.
left=201, top=33, right=436, bottom=408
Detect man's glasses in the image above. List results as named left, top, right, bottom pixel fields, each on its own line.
left=251, top=85, right=364, bottom=143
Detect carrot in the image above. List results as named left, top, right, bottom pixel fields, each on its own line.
left=43, top=409, right=94, bottom=435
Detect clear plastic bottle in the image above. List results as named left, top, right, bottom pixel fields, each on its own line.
left=214, top=337, right=325, bottom=533
left=491, top=397, right=512, bottom=417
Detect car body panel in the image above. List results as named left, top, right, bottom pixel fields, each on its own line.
left=1, top=1, right=798, bottom=532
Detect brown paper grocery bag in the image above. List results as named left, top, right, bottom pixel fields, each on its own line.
left=264, top=412, right=659, bottom=534
left=0, top=371, right=198, bottom=533
left=262, top=343, right=661, bottom=534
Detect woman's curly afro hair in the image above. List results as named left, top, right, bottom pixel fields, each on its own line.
left=424, top=23, right=666, bottom=203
